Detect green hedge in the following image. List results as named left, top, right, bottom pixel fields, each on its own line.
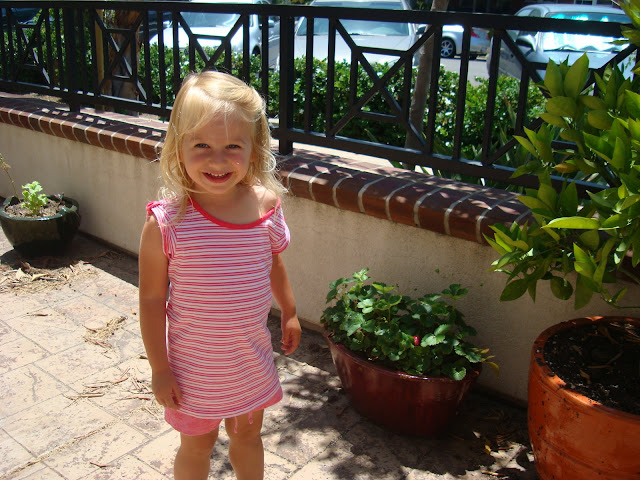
left=141, top=47, right=544, bottom=164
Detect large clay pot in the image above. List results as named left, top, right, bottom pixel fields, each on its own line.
left=0, top=196, right=81, bottom=257
left=528, top=316, right=640, bottom=480
left=325, top=334, right=480, bottom=436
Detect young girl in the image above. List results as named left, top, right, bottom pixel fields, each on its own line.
left=138, top=71, right=301, bottom=480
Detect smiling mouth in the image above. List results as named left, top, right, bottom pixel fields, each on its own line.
left=204, top=172, right=232, bottom=182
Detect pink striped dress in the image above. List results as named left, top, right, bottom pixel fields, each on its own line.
left=147, top=196, right=289, bottom=420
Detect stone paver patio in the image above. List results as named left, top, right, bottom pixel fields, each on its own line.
left=0, top=230, right=539, bottom=479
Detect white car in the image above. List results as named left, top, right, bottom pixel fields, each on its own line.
left=149, top=0, right=279, bottom=68
left=440, top=25, right=490, bottom=59
left=488, top=4, right=629, bottom=79
left=293, top=0, right=423, bottom=66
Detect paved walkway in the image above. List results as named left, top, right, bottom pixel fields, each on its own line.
left=0, top=230, right=539, bottom=479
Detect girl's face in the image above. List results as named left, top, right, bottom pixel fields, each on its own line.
left=179, top=115, right=254, bottom=200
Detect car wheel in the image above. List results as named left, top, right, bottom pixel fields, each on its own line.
left=440, top=38, right=456, bottom=59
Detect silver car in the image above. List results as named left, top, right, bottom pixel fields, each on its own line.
left=293, top=0, right=422, bottom=66
left=488, top=4, right=629, bottom=79
left=440, top=25, right=490, bottom=59
left=149, top=0, right=279, bottom=68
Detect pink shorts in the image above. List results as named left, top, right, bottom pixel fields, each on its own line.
left=165, top=388, right=283, bottom=436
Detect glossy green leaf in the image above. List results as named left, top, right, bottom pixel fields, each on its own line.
left=544, top=225, right=561, bottom=242
left=537, top=182, right=557, bottom=210
left=484, top=235, right=509, bottom=256
left=554, top=162, right=578, bottom=174
left=620, top=172, right=640, bottom=194
left=544, top=60, right=564, bottom=97
left=574, top=244, right=595, bottom=277
left=550, top=276, right=573, bottom=300
left=587, top=110, right=613, bottom=130
left=564, top=54, right=589, bottom=99
left=609, top=136, right=629, bottom=171
left=560, top=181, right=579, bottom=216
left=601, top=214, right=630, bottom=229
left=619, top=194, right=640, bottom=211
left=610, top=288, right=628, bottom=307
left=514, top=135, right=538, bottom=158
left=560, top=128, right=582, bottom=144
left=500, top=279, right=529, bottom=301
left=583, top=132, right=613, bottom=161
left=540, top=113, right=569, bottom=128
left=547, top=96, right=577, bottom=119
left=571, top=155, right=599, bottom=175
left=492, top=228, right=530, bottom=252
left=594, top=237, right=616, bottom=285
left=580, top=94, right=607, bottom=111
left=587, top=190, right=616, bottom=213
left=545, top=217, right=600, bottom=230
left=518, top=195, right=551, bottom=213
left=579, top=230, right=600, bottom=250
left=626, top=90, right=640, bottom=119
left=629, top=118, right=640, bottom=142
left=574, top=276, right=595, bottom=310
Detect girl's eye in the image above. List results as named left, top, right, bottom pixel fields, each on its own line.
left=195, top=143, right=208, bottom=148
left=227, top=144, right=241, bottom=150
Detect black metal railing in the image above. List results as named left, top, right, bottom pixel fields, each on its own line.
left=0, top=1, right=636, bottom=191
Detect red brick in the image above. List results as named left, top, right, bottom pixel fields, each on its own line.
left=360, top=176, right=415, bottom=220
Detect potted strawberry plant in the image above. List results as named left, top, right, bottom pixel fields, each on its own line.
left=321, top=268, right=497, bottom=436
left=0, top=154, right=81, bottom=257
left=485, top=0, right=640, bottom=477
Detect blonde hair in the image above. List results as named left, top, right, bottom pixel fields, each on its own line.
left=159, top=71, right=286, bottom=208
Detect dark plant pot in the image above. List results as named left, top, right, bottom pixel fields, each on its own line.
left=325, top=334, right=480, bottom=436
left=0, top=196, right=81, bottom=257
left=528, top=316, right=640, bottom=480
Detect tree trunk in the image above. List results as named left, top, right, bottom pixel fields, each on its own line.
left=101, top=7, right=140, bottom=103
left=405, top=0, right=449, bottom=150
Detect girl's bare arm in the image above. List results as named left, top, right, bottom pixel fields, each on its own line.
left=138, top=215, right=182, bottom=408
left=270, top=253, right=301, bottom=355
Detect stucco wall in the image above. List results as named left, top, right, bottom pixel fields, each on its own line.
left=1, top=123, right=161, bottom=253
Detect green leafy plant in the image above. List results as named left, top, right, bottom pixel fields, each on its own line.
left=321, top=268, right=497, bottom=380
left=21, top=181, right=49, bottom=216
left=486, top=0, right=640, bottom=309
left=1, top=154, right=50, bottom=216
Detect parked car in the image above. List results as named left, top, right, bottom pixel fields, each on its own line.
left=149, top=0, right=279, bottom=68
left=440, top=25, right=490, bottom=59
left=1, top=7, right=40, bottom=27
left=292, top=0, right=423, bottom=66
left=487, top=4, right=630, bottom=79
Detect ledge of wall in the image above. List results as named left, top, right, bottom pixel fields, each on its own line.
left=0, top=92, right=531, bottom=244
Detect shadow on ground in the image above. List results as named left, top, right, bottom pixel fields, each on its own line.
left=267, top=319, right=538, bottom=479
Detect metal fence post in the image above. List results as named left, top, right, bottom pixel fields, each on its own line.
left=63, top=6, right=80, bottom=112
left=277, top=13, right=294, bottom=156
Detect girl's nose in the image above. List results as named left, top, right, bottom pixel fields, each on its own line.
left=209, top=150, right=227, bottom=164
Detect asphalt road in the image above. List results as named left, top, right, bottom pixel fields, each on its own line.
left=441, top=56, right=488, bottom=84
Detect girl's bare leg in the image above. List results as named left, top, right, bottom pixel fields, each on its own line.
left=225, top=410, right=265, bottom=480
left=174, top=429, right=219, bottom=480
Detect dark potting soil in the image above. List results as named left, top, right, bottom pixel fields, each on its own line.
left=3, top=199, right=68, bottom=218
left=543, top=321, right=640, bottom=416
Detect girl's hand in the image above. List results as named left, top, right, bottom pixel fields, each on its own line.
left=281, top=314, right=302, bottom=355
left=151, top=369, right=182, bottom=409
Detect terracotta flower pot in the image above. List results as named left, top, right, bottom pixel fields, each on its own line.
left=528, top=316, right=640, bottom=480
left=0, top=196, right=81, bottom=257
left=325, top=334, right=480, bottom=436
